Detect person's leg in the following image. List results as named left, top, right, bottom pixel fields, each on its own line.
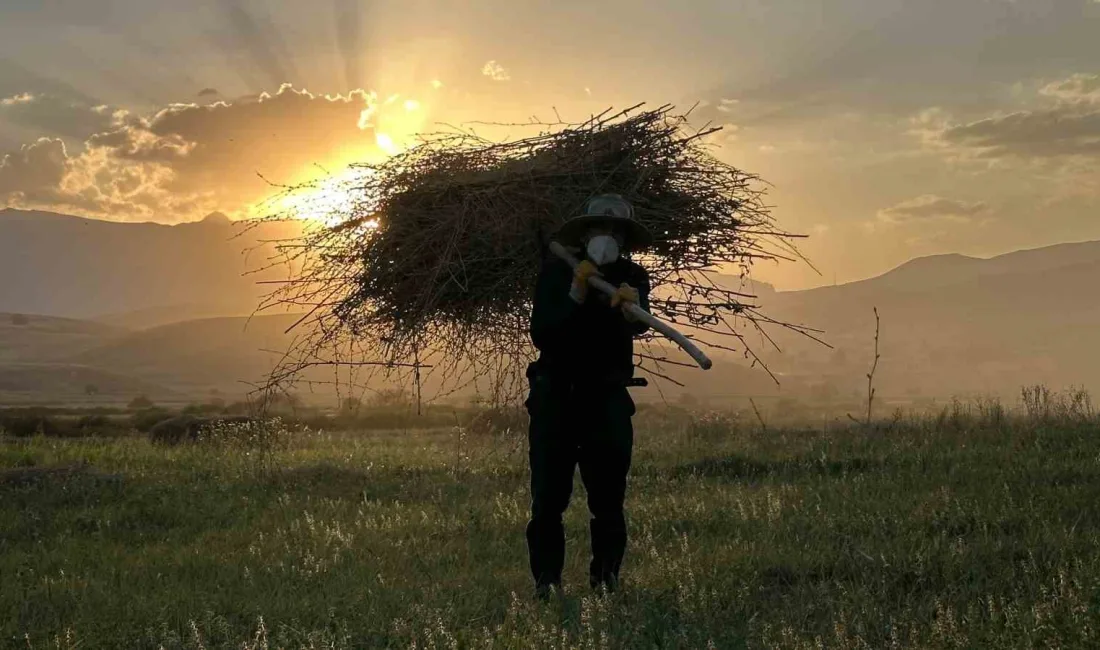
left=578, top=387, right=635, bottom=591
left=526, top=376, right=577, bottom=594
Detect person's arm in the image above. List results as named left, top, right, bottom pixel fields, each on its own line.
left=530, top=256, right=584, bottom=351
left=626, top=266, right=651, bottom=337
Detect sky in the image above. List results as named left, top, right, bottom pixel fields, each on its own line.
left=0, top=0, right=1098, bottom=289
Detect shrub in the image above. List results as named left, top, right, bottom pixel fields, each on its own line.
left=0, top=414, right=55, bottom=437
left=149, top=415, right=259, bottom=446
left=130, top=408, right=174, bottom=433
left=1021, top=385, right=1094, bottom=424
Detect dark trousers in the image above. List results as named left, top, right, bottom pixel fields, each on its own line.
left=525, top=372, right=635, bottom=590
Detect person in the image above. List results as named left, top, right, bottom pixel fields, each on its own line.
left=525, top=193, right=653, bottom=599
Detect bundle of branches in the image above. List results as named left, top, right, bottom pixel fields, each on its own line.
left=255, top=104, right=813, bottom=403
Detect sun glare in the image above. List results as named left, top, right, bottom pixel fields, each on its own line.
left=254, top=166, right=377, bottom=228
left=253, top=87, right=432, bottom=227
left=375, top=133, right=398, bottom=155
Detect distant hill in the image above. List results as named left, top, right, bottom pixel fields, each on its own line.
left=4, top=207, right=1100, bottom=405
left=0, top=312, right=124, bottom=363
left=757, top=240, right=1100, bottom=400
left=93, top=302, right=259, bottom=330
left=73, top=313, right=305, bottom=397
left=0, top=363, right=177, bottom=406
left=0, top=208, right=302, bottom=320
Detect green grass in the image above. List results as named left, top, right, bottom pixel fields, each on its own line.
left=2, top=400, right=1099, bottom=649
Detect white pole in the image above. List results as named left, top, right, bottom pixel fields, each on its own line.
left=549, top=241, right=713, bottom=370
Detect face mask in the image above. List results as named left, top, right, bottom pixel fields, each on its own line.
left=586, top=234, right=620, bottom=266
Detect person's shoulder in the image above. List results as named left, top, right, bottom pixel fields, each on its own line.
left=537, top=249, right=574, bottom=278
left=620, top=258, right=650, bottom=280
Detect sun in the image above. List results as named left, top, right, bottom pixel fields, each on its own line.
left=250, top=87, right=434, bottom=227
left=254, top=166, right=378, bottom=228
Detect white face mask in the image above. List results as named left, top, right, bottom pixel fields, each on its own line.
left=586, top=234, right=620, bottom=266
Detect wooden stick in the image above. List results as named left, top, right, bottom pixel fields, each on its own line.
left=549, top=242, right=713, bottom=370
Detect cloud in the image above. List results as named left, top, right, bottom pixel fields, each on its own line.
left=1, top=92, right=35, bottom=106
left=0, top=136, right=215, bottom=220
left=939, top=109, right=1100, bottom=159
left=707, top=123, right=740, bottom=147
left=481, top=60, right=510, bottom=82
left=86, top=84, right=380, bottom=193
left=0, top=92, right=116, bottom=140
left=716, top=98, right=739, bottom=113
left=877, top=195, right=989, bottom=224
left=923, top=73, right=1100, bottom=161
left=0, top=138, right=68, bottom=196
left=1039, top=73, right=1100, bottom=105
left=197, top=88, right=220, bottom=97
left=0, top=84, right=397, bottom=221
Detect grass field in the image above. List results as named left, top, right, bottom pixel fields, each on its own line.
left=2, top=393, right=1099, bottom=649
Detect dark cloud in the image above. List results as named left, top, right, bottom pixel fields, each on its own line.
left=941, top=110, right=1100, bottom=159
left=936, top=89, right=1100, bottom=160
left=878, top=195, right=989, bottom=224
left=197, top=88, right=220, bottom=97
left=0, top=137, right=68, bottom=195
left=0, top=92, right=117, bottom=141
left=88, top=84, right=378, bottom=196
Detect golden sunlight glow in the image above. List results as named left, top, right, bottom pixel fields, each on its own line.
left=252, top=86, right=433, bottom=225
left=375, top=133, right=398, bottom=155
left=254, top=166, right=377, bottom=228
left=357, top=106, right=376, bottom=130
left=370, top=94, right=429, bottom=157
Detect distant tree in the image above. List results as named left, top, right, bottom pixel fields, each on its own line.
left=10, top=314, right=29, bottom=326
left=128, top=395, right=155, bottom=410
left=84, top=384, right=100, bottom=396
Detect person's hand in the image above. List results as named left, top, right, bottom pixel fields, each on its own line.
left=569, top=260, right=600, bottom=302
left=574, top=260, right=599, bottom=285
left=611, top=283, right=640, bottom=320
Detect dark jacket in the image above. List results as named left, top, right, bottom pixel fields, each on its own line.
left=529, top=253, right=651, bottom=384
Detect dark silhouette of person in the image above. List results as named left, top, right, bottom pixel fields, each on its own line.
left=525, top=194, right=652, bottom=598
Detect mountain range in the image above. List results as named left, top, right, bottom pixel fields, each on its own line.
left=2, top=207, right=1098, bottom=406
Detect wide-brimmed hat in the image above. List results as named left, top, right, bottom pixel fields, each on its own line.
left=554, top=194, right=654, bottom=249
